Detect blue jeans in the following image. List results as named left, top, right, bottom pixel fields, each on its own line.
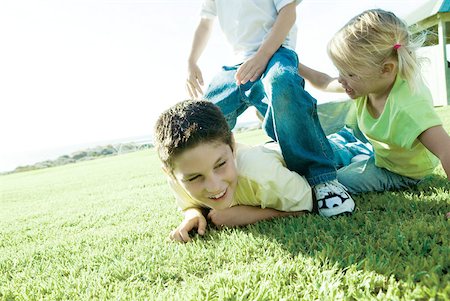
left=328, top=126, right=373, bottom=169
left=204, top=47, right=336, bottom=186
left=337, top=157, right=421, bottom=194
left=327, top=127, right=420, bottom=194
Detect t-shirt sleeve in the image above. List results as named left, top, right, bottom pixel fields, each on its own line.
left=274, top=0, right=302, bottom=12
left=200, top=0, right=217, bottom=19
left=394, top=102, right=443, bottom=149
left=241, top=144, right=312, bottom=212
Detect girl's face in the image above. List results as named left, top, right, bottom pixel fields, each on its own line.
left=338, top=72, right=376, bottom=99
left=172, top=141, right=238, bottom=210
left=337, top=62, right=397, bottom=100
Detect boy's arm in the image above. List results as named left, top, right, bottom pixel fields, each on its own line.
left=298, top=63, right=344, bottom=93
left=207, top=205, right=306, bottom=227
left=186, top=18, right=214, bottom=99
left=235, top=2, right=296, bottom=85
left=418, top=125, right=450, bottom=180
left=169, top=207, right=207, bottom=243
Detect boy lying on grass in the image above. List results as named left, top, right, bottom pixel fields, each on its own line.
left=154, top=100, right=313, bottom=243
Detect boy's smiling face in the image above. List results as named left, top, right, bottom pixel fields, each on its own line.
left=172, top=141, right=238, bottom=210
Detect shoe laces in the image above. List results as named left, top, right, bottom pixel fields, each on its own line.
left=324, top=180, right=348, bottom=196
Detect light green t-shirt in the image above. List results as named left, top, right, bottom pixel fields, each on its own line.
left=168, top=143, right=313, bottom=212
left=355, top=76, right=442, bottom=179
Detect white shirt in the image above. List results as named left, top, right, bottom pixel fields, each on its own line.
left=201, top=0, right=302, bottom=63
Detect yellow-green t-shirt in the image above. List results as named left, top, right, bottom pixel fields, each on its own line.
left=168, top=143, right=313, bottom=212
left=355, top=76, right=442, bottom=179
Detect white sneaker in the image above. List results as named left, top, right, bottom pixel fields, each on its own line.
left=314, top=180, right=355, bottom=217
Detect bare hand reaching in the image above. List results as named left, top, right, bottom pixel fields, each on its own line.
left=169, top=208, right=207, bottom=243
left=186, top=62, right=204, bottom=99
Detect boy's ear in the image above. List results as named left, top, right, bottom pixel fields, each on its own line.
left=161, top=164, right=174, bottom=178
left=231, top=134, right=236, bottom=156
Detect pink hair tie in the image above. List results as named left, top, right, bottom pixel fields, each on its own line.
left=393, top=43, right=402, bottom=50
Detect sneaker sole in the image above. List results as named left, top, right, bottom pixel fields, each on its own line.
left=318, top=197, right=355, bottom=217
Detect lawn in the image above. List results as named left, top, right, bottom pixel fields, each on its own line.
left=1, top=107, right=449, bottom=300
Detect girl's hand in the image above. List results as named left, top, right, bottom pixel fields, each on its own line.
left=169, top=208, right=207, bottom=243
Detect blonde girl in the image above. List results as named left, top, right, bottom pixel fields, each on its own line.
left=301, top=9, right=450, bottom=193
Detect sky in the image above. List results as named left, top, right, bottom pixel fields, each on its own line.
left=0, top=0, right=430, bottom=172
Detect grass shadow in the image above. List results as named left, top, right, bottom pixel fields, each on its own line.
left=190, top=175, right=450, bottom=293
left=248, top=175, right=449, bottom=283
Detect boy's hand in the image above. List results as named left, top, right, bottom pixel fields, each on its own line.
left=208, top=208, right=236, bottom=228
left=169, top=208, right=207, bottom=243
left=186, top=63, right=204, bottom=99
left=235, top=53, right=270, bottom=86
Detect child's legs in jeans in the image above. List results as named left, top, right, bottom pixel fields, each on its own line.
left=337, top=156, right=420, bottom=194
left=204, top=66, right=267, bottom=130
left=259, top=47, right=336, bottom=185
left=327, top=126, right=373, bottom=168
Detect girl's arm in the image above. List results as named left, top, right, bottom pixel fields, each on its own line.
left=298, top=63, right=344, bottom=93
left=418, top=125, right=450, bottom=180
left=207, top=205, right=307, bottom=227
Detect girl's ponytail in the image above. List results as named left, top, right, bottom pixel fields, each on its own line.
left=395, top=31, right=426, bottom=92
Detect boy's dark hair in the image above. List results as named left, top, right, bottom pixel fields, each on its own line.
left=154, top=100, right=233, bottom=171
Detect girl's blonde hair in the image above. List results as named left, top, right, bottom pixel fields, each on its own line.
left=327, top=9, right=425, bottom=90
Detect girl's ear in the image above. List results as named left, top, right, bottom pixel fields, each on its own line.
left=381, top=61, right=396, bottom=76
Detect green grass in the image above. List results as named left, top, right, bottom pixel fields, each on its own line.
left=1, top=108, right=450, bottom=300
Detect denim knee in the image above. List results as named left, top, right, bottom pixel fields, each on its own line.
left=264, top=70, right=315, bottom=115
